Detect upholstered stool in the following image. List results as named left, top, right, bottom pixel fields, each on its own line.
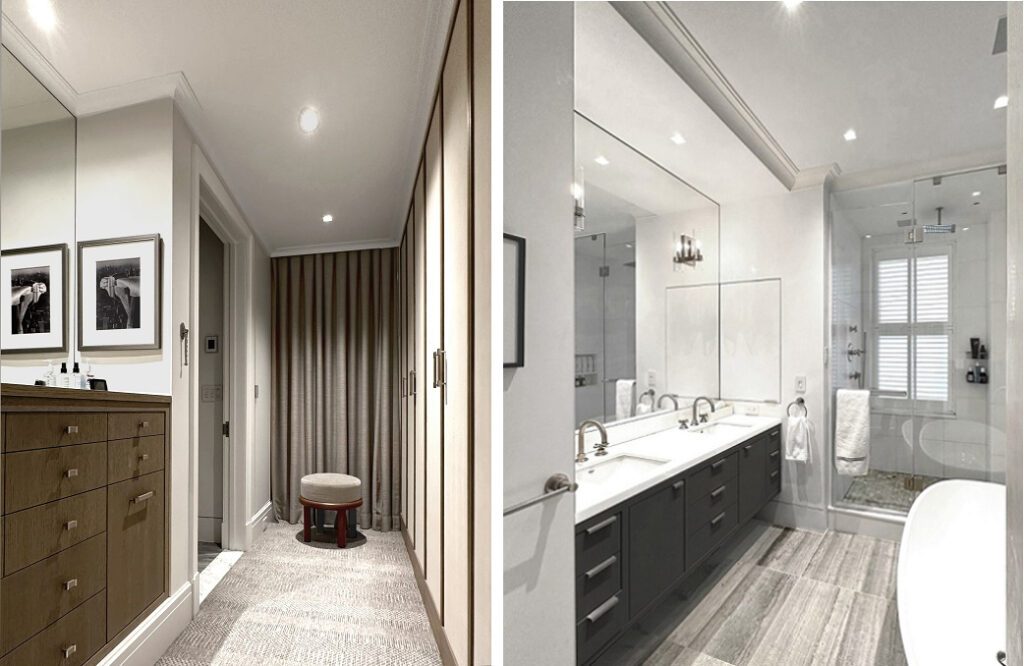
left=300, top=473, right=363, bottom=548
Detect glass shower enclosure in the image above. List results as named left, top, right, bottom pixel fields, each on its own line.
left=830, top=166, right=1008, bottom=514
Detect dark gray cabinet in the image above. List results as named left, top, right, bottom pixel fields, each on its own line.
left=576, top=426, right=782, bottom=665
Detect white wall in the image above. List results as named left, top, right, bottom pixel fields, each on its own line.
left=251, top=240, right=272, bottom=520
left=198, top=221, right=225, bottom=542
left=503, top=3, right=577, bottom=664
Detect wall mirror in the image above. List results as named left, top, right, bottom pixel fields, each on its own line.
left=0, top=46, right=77, bottom=384
left=573, top=113, right=720, bottom=426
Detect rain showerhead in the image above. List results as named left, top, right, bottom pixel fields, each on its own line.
left=923, top=207, right=956, bottom=234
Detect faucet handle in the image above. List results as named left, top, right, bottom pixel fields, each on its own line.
left=679, top=419, right=690, bottom=429
left=700, top=413, right=710, bottom=424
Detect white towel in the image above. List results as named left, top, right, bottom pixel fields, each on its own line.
left=615, top=379, right=636, bottom=421
left=835, top=388, right=870, bottom=476
left=785, top=414, right=812, bottom=462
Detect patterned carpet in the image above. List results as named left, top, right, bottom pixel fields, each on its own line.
left=158, top=523, right=441, bottom=665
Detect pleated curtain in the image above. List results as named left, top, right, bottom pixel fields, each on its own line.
left=271, top=249, right=400, bottom=531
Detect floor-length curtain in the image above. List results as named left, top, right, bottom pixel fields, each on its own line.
left=271, top=249, right=400, bottom=530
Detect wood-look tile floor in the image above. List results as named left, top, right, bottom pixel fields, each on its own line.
left=642, top=523, right=907, bottom=666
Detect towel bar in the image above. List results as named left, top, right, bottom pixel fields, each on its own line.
left=786, top=397, right=807, bottom=417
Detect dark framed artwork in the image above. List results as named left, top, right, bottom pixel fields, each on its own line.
left=503, top=233, right=525, bottom=368
left=1, top=243, right=69, bottom=354
left=78, top=234, right=162, bottom=351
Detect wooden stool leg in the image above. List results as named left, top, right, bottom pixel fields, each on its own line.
left=303, top=505, right=311, bottom=542
left=336, top=509, right=347, bottom=548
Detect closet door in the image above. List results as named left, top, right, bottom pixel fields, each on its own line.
left=441, top=2, right=472, bottom=663
left=414, top=163, right=427, bottom=572
left=424, top=101, right=444, bottom=612
left=399, top=230, right=408, bottom=531
left=406, top=207, right=417, bottom=549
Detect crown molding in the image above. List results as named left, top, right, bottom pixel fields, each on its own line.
left=792, top=163, right=842, bottom=191
left=271, top=238, right=400, bottom=258
left=831, top=149, right=1007, bottom=192
left=1, top=13, right=78, bottom=113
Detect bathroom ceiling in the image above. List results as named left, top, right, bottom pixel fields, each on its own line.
left=1, top=0, right=454, bottom=253
left=1, top=48, right=70, bottom=129
left=668, top=1, right=1008, bottom=177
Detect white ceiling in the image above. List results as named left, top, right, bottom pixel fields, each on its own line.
left=669, top=1, right=1008, bottom=176
left=2, top=0, right=454, bottom=253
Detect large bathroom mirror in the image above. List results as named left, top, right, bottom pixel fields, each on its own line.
left=0, top=46, right=77, bottom=384
left=574, top=113, right=720, bottom=425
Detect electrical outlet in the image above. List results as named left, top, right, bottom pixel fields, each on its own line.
left=795, top=376, right=807, bottom=393
left=647, top=369, right=657, bottom=388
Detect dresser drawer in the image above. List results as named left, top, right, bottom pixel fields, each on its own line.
left=576, top=591, right=625, bottom=665
left=4, top=443, right=107, bottom=514
left=107, top=471, right=165, bottom=640
left=576, top=512, right=621, bottom=573
left=3, top=413, right=107, bottom=453
left=0, top=591, right=104, bottom=666
left=686, top=499, right=738, bottom=568
left=4, top=489, right=106, bottom=575
left=576, top=553, right=621, bottom=621
left=108, top=412, right=164, bottom=441
left=0, top=534, right=106, bottom=655
left=686, top=479, right=737, bottom=536
left=108, top=435, right=164, bottom=483
left=686, top=452, right=738, bottom=502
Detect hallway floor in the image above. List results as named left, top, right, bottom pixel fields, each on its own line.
left=158, top=523, right=441, bottom=666
left=633, top=523, right=907, bottom=666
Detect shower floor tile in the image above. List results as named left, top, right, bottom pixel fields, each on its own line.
left=841, top=470, right=942, bottom=512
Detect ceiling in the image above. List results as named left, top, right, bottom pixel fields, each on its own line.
left=1, top=47, right=70, bottom=129
left=669, top=1, right=1008, bottom=176
left=2, top=0, right=454, bottom=253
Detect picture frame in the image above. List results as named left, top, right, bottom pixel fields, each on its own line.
left=78, top=234, right=162, bottom=351
left=503, top=233, right=526, bottom=368
left=1, top=243, right=69, bottom=354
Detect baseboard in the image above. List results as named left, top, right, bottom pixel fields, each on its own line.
left=759, top=499, right=829, bottom=532
left=244, top=500, right=273, bottom=548
left=401, top=526, right=457, bottom=666
left=198, top=516, right=222, bottom=543
left=97, top=582, right=193, bottom=666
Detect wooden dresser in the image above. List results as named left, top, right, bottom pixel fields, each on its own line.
left=0, top=384, right=170, bottom=666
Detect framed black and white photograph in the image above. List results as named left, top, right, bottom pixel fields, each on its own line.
left=1, top=244, right=69, bottom=354
left=503, top=233, right=525, bottom=368
left=78, top=234, right=162, bottom=351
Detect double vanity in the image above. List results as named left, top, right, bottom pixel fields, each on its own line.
left=573, top=415, right=782, bottom=665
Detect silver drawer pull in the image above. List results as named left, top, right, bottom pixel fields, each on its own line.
left=671, top=480, right=685, bottom=492
left=770, top=470, right=780, bottom=480
left=586, top=595, right=620, bottom=623
left=585, top=555, right=617, bottom=580
left=139, top=454, right=150, bottom=462
left=63, top=578, right=78, bottom=591
left=139, top=420, right=150, bottom=428
left=64, top=425, right=79, bottom=434
left=65, top=520, right=78, bottom=531
left=132, top=491, right=155, bottom=504
left=710, top=485, right=726, bottom=500
left=769, top=450, right=780, bottom=459
left=710, top=459, right=726, bottom=473
left=770, top=430, right=780, bottom=438
left=65, top=468, right=79, bottom=478
left=710, top=511, right=726, bottom=528
left=585, top=515, right=618, bottom=536
left=62, top=644, right=77, bottom=659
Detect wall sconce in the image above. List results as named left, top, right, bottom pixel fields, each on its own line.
left=673, top=233, right=703, bottom=265
left=572, top=165, right=586, bottom=232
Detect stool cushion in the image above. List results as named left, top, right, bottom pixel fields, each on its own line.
left=300, top=473, right=362, bottom=504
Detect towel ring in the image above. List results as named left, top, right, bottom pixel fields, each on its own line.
left=787, top=397, right=807, bottom=417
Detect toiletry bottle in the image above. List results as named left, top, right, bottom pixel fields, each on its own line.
left=980, top=344, right=988, bottom=360
left=44, top=360, right=55, bottom=387
left=71, top=362, right=82, bottom=390
left=58, top=362, right=69, bottom=388
left=970, top=338, right=981, bottom=359
left=979, top=366, right=989, bottom=384
left=966, top=367, right=976, bottom=383
left=85, top=361, right=95, bottom=389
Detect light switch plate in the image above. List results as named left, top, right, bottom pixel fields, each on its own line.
left=647, top=369, right=657, bottom=388
left=795, top=375, right=807, bottom=393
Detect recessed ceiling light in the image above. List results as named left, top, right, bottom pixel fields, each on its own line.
left=843, top=128, right=857, bottom=141
left=594, top=155, right=610, bottom=166
left=322, top=214, right=333, bottom=224
left=27, top=0, right=57, bottom=32
left=972, top=191, right=982, bottom=197
left=670, top=132, right=686, bottom=145
left=783, top=0, right=803, bottom=9
left=963, top=227, right=970, bottom=231
left=298, top=106, right=320, bottom=133
left=865, top=234, right=872, bottom=239
left=994, top=95, right=1008, bottom=110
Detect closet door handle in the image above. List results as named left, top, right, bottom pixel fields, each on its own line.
left=409, top=370, right=417, bottom=396
left=132, top=491, right=155, bottom=504
left=401, top=376, right=407, bottom=398
left=432, top=350, right=440, bottom=388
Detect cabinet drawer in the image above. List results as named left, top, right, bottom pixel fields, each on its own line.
left=576, top=512, right=621, bottom=573
left=108, top=412, right=164, bottom=441
left=686, top=452, right=738, bottom=502
left=577, top=592, right=625, bottom=665
left=4, top=443, right=107, bottom=513
left=4, top=489, right=106, bottom=575
left=576, top=553, right=621, bottom=621
left=686, top=479, right=737, bottom=536
left=767, top=465, right=782, bottom=498
left=767, top=427, right=782, bottom=454
left=0, top=591, right=104, bottom=666
left=0, top=534, right=106, bottom=655
left=108, top=435, right=165, bottom=483
left=3, top=413, right=106, bottom=453
left=686, top=500, right=738, bottom=569
left=107, top=471, right=165, bottom=640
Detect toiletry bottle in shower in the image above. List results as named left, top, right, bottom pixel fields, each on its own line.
left=58, top=362, right=69, bottom=388
left=967, top=367, right=976, bottom=383
left=979, top=366, right=989, bottom=384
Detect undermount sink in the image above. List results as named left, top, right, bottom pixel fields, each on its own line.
left=576, top=453, right=668, bottom=486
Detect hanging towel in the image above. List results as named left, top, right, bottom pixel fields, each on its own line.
left=785, top=413, right=812, bottom=462
left=835, top=388, right=870, bottom=476
left=615, top=379, right=636, bottom=421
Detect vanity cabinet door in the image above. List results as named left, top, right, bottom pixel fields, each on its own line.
left=738, top=435, right=767, bottom=522
left=627, top=475, right=686, bottom=618
left=107, top=471, right=164, bottom=640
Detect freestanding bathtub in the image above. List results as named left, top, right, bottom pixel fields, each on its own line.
left=898, top=479, right=1006, bottom=666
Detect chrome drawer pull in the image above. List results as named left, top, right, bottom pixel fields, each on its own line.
left=132, top=491, right=155, bottom=504
left=770, top=470, right=780, bottom=480
left=770, top=430, right=780, bottom=438
left=63, top=578, right=78, bottom=591
left=710, top=459, right=726, bottom=473
left=65, top=468, right=79, bottom=478
left=65, top=520, right=78, bottom=531
left=585, top=555, right=617, bottom=580
left=710, top=485, right=726, bottom=500
left=139, top=420, right=150, bottom=428
left=64, top=425, right=79, bottom=434
left=769, top=450, right=780, bottom=459
left=710, top=511, right=726, bottom=528
left=586, top=595, right=619, bottom=623
left=585, top=515, right=618, bottom=535
left=62, top=644, right=77, bottom=659
left=139, top=454, right=151, bottom=462
left=671, top=480, right=685, bottom=492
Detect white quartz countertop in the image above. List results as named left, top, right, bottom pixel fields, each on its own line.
left=574, top=414, right=782, bottom=524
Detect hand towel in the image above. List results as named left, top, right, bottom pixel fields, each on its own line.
left=785, top=414, right=812, bottom=462
left=615, top=379, right=636, bottom=421
left=835, top=388, right=870, bottom=476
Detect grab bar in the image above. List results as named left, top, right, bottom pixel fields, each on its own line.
left=503, top=473, right=577, bottom=516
